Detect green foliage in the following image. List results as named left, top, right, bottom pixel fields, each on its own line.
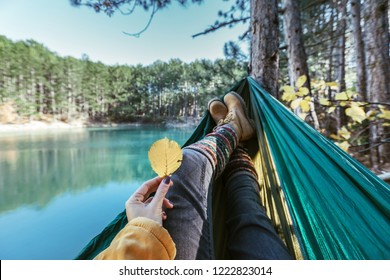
left=0, top=35, right=246, bottom=123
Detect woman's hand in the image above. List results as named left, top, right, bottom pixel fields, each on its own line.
left=125, top=176, right=174, bottom=225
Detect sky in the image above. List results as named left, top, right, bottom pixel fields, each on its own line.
left=0, top=0, right=249, bottom=66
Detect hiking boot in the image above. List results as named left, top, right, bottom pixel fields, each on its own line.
left=223, top=92, right=255, bottom=141
left=208, top=98, right=228, bottom=126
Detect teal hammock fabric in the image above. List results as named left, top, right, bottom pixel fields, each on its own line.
left=75, top=77, right=390, bottom=260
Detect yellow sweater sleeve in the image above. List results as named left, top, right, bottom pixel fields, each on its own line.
left=94, top=217, right=176, bottom=260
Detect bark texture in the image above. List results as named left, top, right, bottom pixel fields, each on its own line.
left=350, top=0, right=367, bottom=101
left=249, top=0, right=279, bottom=97
left=281, top=0, right=310, bottom=89
left=363, top=0, right=390, bottom=167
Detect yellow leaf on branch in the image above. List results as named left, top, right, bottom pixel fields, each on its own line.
left=335, top=92, right=349, bottom=101
left=326, top=81, right=339, bottom=87
left=148, top=138, right=183, bottom=177
left=378, top=109, right=390, bottom=120
left=282, top=91, right=297, bottom=102
left=328, top=106, right=336, bottom=114
left=282, top=86, right=296, bottom=102
left=298, top=113, right=308, bottom=120
left=300, top=99, right=311, bottom=112
left=335, top=141, right=350, bottom=152
left=295, top=75, right=307, bottom=88
left=297, top=87, right=309, bottom=96
left=330, top=134, right=343, bottom=141
left=345, top=104, right=366, bottom=123
left=282, top=85, right=295, bottom=94
left=290, top=98, right=301, bottom=110
left=320, top=98, right=331, bottom=106
left=338, top=126, right=351, bottom=140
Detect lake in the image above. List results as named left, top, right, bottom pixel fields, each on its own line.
left=0, top=126, right=193, bottom=259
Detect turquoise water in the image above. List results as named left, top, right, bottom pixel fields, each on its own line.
left=0, top=126, right=193, bottom=259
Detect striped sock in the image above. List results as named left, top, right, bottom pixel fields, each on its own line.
left=222, top=145, right=259, bottom=182
left=186, top=124, right=238, bottom=178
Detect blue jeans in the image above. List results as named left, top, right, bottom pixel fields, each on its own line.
left=163, top=148, right=292, bottom=260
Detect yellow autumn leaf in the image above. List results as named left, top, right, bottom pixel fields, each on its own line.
left=378, top=109, right=390, bottom=120
left=335, top=92, right=349, bottom=101
left=296, top=75, right=307, bottom=88
left=326, top=82, right=339, bottom=87
left=338, top=126, right=351, bottom=140
left=290, top=98, right=301, bottom=110
left=282, top=91, right=297, bottom=102
left=345, top=104, right=366, bottom=123
left=300, top=99, right=311, bottom=112
left=335, top=141, right=350, bottom=152
left=298, top=113, right=308, bottom=120
left=297, top=87, right=309, bottom=96
left=339, top=101, right=347, bottom=107
left=320, top=98, right=331, bottom=106
left=148, top=138, right=183, bottom=177
left=330, top=134, right=344, bottom=141
left=282, top=85, right=295, bottom=94
left=328, top=106, right=336, bottom=114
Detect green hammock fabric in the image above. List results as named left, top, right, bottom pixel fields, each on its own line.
left=75, top=77, right=390, bottom=260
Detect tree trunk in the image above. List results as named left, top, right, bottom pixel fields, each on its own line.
left=350, top=0, right=367, bottom=101
left=281, top=0, right=319, bottom=130
left=363, top=0, right=390, bottom=167
left=249, top=0, right=279, bottom=97
left=327, top=6, right=335, bottom=83
left=334, top=0, right=347, bottom=131
left=281, top=0, right=310, bottom=89
left=334, top=1, right=347, bottom=93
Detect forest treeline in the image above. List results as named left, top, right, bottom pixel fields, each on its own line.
left=0, top=35, right=246, bottom=123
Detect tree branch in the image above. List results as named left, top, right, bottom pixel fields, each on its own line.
left=122, top=2, right=158, bottom=38
left=192, top=16, right=250, bottom=38
left=350, top=139, right=390, bottom=153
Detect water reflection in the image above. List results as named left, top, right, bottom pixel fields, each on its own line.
left=0, top=126, right=192, bottom=259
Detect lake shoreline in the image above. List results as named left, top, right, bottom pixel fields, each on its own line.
left=0, top=118, right=200, bottom=134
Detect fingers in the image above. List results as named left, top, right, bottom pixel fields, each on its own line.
left=150, top=176, right=173, bottom=208
left=163, top=198, right=174, bottom=209
left=129, top=176, right=162, bottom=203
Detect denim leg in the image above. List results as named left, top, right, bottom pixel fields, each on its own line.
left=163, top=148, right=215, bottom=260
left=225, top=172, right=293, bottom=260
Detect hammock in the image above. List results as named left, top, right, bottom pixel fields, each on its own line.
left=75, top=77, right=390, bottom=260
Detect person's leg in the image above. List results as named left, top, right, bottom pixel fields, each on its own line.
left=164, top=124, right=238, bottom=260
left=223, top=146, right=293, bottom=260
